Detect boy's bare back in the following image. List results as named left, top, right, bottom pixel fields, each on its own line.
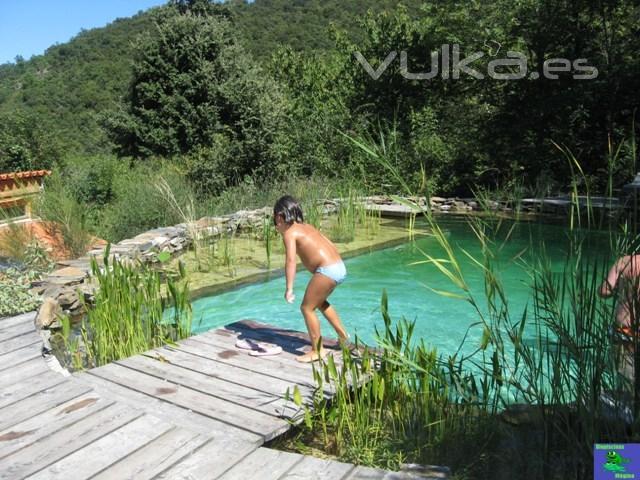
left=283, top=223, right=342, bottom=273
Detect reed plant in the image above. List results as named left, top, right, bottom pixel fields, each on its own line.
left=328, top=188, right=380, bottom=243
left=286, top=291, right=496, bottom=474
left=81, top=246, right=191, bottom=367
left=37, top=173, right=92, bottom=258
left=329, top=195, right=356, bottom=242
left=54, top=315, right=84, bottom=371
left=262, top=216, right=275, bottom=268
left=364, top=205, right=382, bottom=237
left=155, top=177, right=207, bottom=270
left=304, top=201, right=323, bottom=230
left=323, top=125, right=640, bottom=478
left=220, top=233, right=237, bottom=277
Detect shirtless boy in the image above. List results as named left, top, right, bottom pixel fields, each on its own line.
left=599, top=254, right=640, bottom=332
left=600, top=254, right=640, bottom=379
left=273, top=195, right=349, bottom=362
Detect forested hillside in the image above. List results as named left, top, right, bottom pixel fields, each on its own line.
left=0, top=0, right=422, bottom=165
left=0, top=0, right=639, bottom=242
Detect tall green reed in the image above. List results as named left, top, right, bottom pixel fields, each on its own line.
left=262, top=216, right=275, bottom=268
left=340, top=124, right=639, bottom=478
left=304, top=201, right=323, bottom=230
left=82, top=245, right=191, bottom=367
left=220, top=233, right=237, bottom=277
left=328, top=188, right=381, bottom=243
left=288, top=290, right=494, bottom=473
left=37, top=173, right=92, bottom=258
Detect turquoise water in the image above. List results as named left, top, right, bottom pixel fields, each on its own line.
left=191, top=217, right=607, bottom=358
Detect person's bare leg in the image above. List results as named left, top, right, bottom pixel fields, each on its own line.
left=319, top=301, right=349, bottom=343
left=298, top=274, right=336, bottom=363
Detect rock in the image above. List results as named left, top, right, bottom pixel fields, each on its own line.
left=431, top=196, right=447, bottom=203
left=439, top=204, right=452, bottom=211
left=35, top=297, right=63, bottom=329
left=397, top=463, right=451, bottom=479
left=49, top=266, right=88, bottom=281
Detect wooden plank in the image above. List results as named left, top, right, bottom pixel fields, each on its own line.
left=0, top=322, right=35, bottom=342
left=216, top=447, right=304, bottom=480
left=25, top=414, right=172, bottom=480
left=118, top=354, right=298, bottom=419
left=71, top=373, right=257, bottom=442
left=0, top=391, right=113, bottom=459
left=197, top=330, right=324, bottom=372
left=0, top=370, right=67, bottom=409
left=0, top=358, right=49, bottom=389
left=0, top=333, right=40, bottom=355
left=144, top=346, right=316, bottom=405
left=0, top=380, right=92, bottom=431
left=0, top=343, right=41, bottom=372
left=0, top=312, right=36, bottom=330
left=220, top=320, right=346, bottom=357
left=91, top=427, right=210, bottom=480
left=200, top=328, right=346, bottom=376
left=89, top=363, right=286, bottom=441
left=175, top=339, right=317, bottom=388
left=280, top=454, right=355, bottom=479
left=0, top=403, right=140, bottom=479
left=154, top=438, right=258, bottom=480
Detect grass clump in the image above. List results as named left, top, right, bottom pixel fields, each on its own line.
left=81, top=246, right=192, bottom=367
left=280, top=292, right=496, bottom=476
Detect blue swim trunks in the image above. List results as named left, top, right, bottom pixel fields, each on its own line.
left=316, top=261, right=347, bottom=285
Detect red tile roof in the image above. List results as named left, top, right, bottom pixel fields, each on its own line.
left=0, top=170, right=51, bottom=180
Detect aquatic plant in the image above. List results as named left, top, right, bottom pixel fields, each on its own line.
left=304, top=201, right=323, bottom=230
left=326, top=124, right=640, bottom=478
left=328, top=188, right=380, bottom=243
left=282, top=291, right=496, bottom=474
left=155, top=176, right=207, bottom=271
left=81, top=245, right=192, bottom=367
left=220, top=233, right=237, bottom=277
left=262, top=216, right=275, bottom=268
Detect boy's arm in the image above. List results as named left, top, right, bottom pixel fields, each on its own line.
left=600, top=257, right=625, bottom=297
left=284, top=231, right=297, bottom=301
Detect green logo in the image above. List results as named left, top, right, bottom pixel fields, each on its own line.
left=604, top=451, right=631, bottom=473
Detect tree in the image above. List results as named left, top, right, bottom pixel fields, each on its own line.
left=0, top=111, right=61, bottom=172
left=103, top=4, right=288, bottom=192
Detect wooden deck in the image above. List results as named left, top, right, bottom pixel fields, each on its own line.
left=0, top=313, right=441, bottom=480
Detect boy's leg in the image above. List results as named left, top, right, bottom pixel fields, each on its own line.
left=319, top=301, right=348, bottom=343
left=298, top=273, right=336, bottom=362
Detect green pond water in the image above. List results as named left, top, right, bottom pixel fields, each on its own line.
left=191, top=216, right=611, bottom=359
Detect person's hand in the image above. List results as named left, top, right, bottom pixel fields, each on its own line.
left=285, top=289, right=295, bottom=304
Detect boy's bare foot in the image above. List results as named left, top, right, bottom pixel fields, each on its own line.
left=296, top=349, right=328, bottom=363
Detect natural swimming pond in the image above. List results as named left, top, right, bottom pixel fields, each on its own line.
left=191, top=216, right=611, bottom=359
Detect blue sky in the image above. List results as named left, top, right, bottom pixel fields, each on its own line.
left=0, top=0, right=167, bottom=64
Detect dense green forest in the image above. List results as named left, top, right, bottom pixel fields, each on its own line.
left=0, top=0, right=639, bottom=240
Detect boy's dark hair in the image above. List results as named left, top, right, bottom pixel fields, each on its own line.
left=274, top=195, right=304, bottom=225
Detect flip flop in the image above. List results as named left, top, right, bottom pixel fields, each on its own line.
left=236, top=338, right=283, bottom=356
left=235, top=339, right=262, bottom=351
left=248, top=344, right=283, bottom=356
